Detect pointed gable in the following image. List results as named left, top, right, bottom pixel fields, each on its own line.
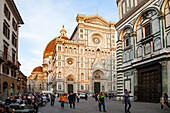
left=76, top=14, right=115, bottom=27
left=84, top=15, right=110, bottom=27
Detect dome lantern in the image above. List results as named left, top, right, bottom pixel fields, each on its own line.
left=60, top=25, right=67, bottom=37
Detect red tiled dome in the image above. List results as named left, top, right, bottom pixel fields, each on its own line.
left=43, top=38, right=56, bottom=58
left=32, top=66, right=43, bottom=72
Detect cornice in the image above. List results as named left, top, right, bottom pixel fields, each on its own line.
left=5, top=0, right=24, bottom=24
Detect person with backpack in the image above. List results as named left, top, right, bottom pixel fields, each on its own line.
left=161, top=93, right=170, bottom=109
left=98, top=92, right=106, bottom=112
left=59, top=94, right=67, bottom=108
left=123, top=90, right=132, bottom=113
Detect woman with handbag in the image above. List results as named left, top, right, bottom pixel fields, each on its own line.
left=161, top=93, right=170, bottom=109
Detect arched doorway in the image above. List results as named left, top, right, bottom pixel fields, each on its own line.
left=67, top=75, right=74, bottom=94
left=93, top=70, right=104, bottom=93
left=11, top=83, right=14, bottom=96
left=3, top=82, right=8, bottom=100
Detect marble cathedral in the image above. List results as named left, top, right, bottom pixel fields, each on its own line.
left=28, top=14, right=117, bottom=94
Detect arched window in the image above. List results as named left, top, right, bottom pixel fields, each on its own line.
left=65, top=47, right=67, bottom=52
left=11, top=83, right=14, bottom=96
left=58, top=72, right=61, bottom=78
left=81, top=73, right=84, bottom=80
left=138, top=10, right=157, bottom=39
left=164, top=1, right=170, bottom=28
left=121, top=27, right=132, bottom=49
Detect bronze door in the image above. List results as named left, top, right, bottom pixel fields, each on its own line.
left=94, top=82, right=100, bottom=93
left=138, top=65, right=161, bottom=103
left=68, top=84, right=73, bottom=94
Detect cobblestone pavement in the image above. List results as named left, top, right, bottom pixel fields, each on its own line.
left=39, top=97, right=170, bottom=113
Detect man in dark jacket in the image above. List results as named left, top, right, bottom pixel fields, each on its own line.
left=5, top=97, right=11, bottom=105
left=68, top=93, right=76, bottom=108
left=51, top=94, right=55, bottom=106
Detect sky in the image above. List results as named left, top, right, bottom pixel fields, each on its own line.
left=14, top=0, right=119, bottom=77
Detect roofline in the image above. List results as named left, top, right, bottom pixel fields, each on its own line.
left=70, top=25, right=78, bottom=40
left=19, top=70, right=26, bottom=77
left=6, top=0, right=24, bottom=24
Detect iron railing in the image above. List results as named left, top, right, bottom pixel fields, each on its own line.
left=0, top=50, right=19, bottom=68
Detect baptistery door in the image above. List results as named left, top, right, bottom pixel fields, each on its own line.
left=137, top=64, right=161, bottom=103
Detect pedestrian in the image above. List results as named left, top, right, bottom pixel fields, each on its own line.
left=105, top=93, right=107, bottom=101
left=95, top=93, right=98, bottom=101
left=77, top=93, right=80, bottom=103
left=0, top=103, right=5, bottom=113
left=98, top=92, right=106, bottom=112
left=109, top=93, right=111, bottom=100
left=68, top=93, right=76, bottom=108
left=161, top=93, right=170, bottom=109
left=59, top=94, right=67, bottom=108
left=5, top=97, right=11, bottom=105
left=123, top=90, right=132, bottom=113
left=32, top=100, right=38, bottom=113
left=51, top=94, right=55, bottom=106
left=85, top=93, right=88, bottom=100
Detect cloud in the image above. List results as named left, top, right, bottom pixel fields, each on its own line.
left=20, top=32, right=42, bottom=39
left=31, top=50, right=42, bottom=56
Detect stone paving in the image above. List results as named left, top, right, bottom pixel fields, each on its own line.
left=39, top=97, right=170, bottom=113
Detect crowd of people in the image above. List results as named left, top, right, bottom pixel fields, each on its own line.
left=0, top=91, right=169, bottom=113
left=0, top=93, right=50, bottom=113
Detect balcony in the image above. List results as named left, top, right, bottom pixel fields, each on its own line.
left=0, top=50, right=6, bottom=63
left=0, top=50, right=19, bottom=70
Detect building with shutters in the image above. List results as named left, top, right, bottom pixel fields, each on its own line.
left=0, top=0, right=24, bottom=100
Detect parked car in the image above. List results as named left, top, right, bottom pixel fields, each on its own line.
left=80, top=93, right=86, bottom=99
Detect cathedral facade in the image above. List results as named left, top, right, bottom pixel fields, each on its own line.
left=115, top=0, right=170, bottom=102
left=27, top=14, right=117, bottom=94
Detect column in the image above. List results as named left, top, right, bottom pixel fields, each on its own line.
left=133, top=69, right=138, bottom=101
left=168, top=61, right=170, bottom=97
left=160, top=61, right=168, bottom=95
left=89, top=77, right=93, bottom=93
